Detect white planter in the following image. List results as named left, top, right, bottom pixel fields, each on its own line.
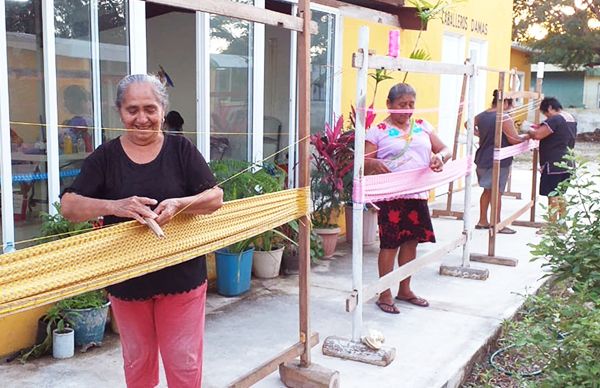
left=53, top=328, right=74, bottom=359
left=345, top=206, right=378, bottom=245
left=252, top=247, right=285, bottom=278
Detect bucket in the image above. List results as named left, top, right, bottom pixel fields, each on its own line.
left=215, top=248, right=254, bottom=296
left=64, top=301, right=110, bottom=348
left=52, top=328, right=74, bottom=359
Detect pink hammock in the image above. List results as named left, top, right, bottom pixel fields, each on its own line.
left=353, top=157, right=473, bottom=204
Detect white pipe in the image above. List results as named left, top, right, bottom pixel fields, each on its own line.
left=461, top=51, right=477, bottom=266
left=351, top=26, right=369, bottom=342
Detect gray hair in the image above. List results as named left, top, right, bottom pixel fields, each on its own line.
left=115, top=74, right=169, bottom=110
left=387, top=83, right=416, bottom=102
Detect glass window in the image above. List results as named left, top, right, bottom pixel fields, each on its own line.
left=98, top=0, right=129, bottom=142
left=5, top=0, right=48, bottom=246
left=310, top=9, right=336, bottom=134
left=209, top=1, right=253, bottom=161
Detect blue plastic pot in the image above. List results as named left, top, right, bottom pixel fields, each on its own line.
left=64, top=301, right=110, bottom=348
left=215, top=248, right=254, bottom=296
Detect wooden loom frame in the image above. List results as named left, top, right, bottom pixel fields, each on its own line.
left=342, top=26, right=481, bottom=349
left=145, top=1, right=321, bottom=386
left=470, top=66, right=545, bottom=266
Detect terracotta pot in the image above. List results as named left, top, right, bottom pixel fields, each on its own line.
left=345, top=205, right=378, bottom=245
left=314, top=227, right=341, bottom=259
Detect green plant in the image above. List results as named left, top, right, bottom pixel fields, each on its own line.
left=16, top=205, right=103, bottom=362
left=285, top=220, right=323, bottom=262
left=209, top=160, right=286, bottom=253
left=530, top=153, right=600, bottom=296
left=403, top=0, right=464, bottom=82
left=40, top=202, right=94, bottom=241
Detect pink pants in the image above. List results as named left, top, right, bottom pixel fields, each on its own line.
left=109, top=282, right=207, bottom=388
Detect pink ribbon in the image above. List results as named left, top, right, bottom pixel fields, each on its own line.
left=353, top=157, right=474, bottom=204
left=493, top=139, right=539, bottom=161
left=388, top=30, right=399, bottom=58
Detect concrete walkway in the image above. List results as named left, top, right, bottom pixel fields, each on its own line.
left=0, top=168, right=548, bottom=388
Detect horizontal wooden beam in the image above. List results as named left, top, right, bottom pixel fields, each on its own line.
left=494, top=200, right=534, bottom=233
left=148, top=0, right=318, bottom=34
left=313, top=0, right=400, bottom=26
left=348, top=235, right=466, bottom=312
left=353, top=52, right=474, bottom=75
left=229, top=333, right=320, bottom=388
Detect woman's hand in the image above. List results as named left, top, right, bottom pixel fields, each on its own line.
left=430, top=153, right=445, bottom=172
left=109, top=196, right=158, bottom=224
left=154, top=198, right=183, bottom=226
left=365, top=158, right=391, bottom=175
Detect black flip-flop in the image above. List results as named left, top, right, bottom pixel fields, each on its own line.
left=498, top=227, right=517, bottom=234
left=475, top=224, right=491, bottom=230
left=376, top=301, right=400, bottom=314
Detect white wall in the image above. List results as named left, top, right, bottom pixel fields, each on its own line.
left=583, top=76, right=600, bottom=110
left=146, top=12, right=197, bottom=140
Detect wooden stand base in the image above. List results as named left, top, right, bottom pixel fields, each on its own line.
left=431, top=209, right=464, bottom=220
left=503, top=191, right=522, bottom=199
left=279, top=361, right=340, bottom=388
left=512, top=220, right=545, bottom=228
left=470, top=253, right=518, bottom=267
left=321, top=336, right=395, bottom=367
left=439, top=265, right=489, bottom=280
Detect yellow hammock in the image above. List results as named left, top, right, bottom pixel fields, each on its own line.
left=0, top=188, right=309, bottom=318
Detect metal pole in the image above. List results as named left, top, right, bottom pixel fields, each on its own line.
left=297, top=0, right=312, bottom=367
left=0, top=0, right=16, bottom=253
left=461, top=55, right=476, bottom=266
left=351, top=26, right=369, bottom=342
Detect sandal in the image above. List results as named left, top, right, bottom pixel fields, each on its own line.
left=475, top=224, right=491, bottom=229
left=395, top=295, right=429, bottom=307
left=375, top=301, right=400, bottom=314
left=498, top=227, right=517, bottom=234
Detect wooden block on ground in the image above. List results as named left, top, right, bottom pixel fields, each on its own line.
left=279, top=361, right=340, bottom=388
left=439, top=265, right=489, bottom=280
left=512, top=220, right=545, bottom=228
left=321, top=336, right=395, bottom=367
left=502, top=191, right=522, bottom=199
left=470, top=253, right=518, bottom=267
left=431, top=209, right=464, bottom=220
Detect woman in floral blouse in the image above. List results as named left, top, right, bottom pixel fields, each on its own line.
left=365, top=83, right=450, bottom=314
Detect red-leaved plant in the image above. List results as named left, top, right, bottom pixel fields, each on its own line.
left=310, top=115, right=355, bottom=228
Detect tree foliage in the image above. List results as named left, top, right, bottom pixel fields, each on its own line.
left=513, top=0, right=600, bottom=70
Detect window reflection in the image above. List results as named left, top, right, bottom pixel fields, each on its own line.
left=209, top=4, right=253, bottom=161
left=310, top=10, right=336, bottom=134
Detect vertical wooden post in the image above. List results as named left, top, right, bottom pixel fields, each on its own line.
left=297, top=0, right=312, bottom=368
left=441, top=72, right=468, bottom=216
left=530, top=68, right=544, bottom=222
left=488, top=72, right=505, bottom=257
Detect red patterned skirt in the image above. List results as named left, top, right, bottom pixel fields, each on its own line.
left=375, top=198, right=436, bottom=249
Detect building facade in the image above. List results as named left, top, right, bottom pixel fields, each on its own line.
left=0, top=0, right=514, bottom=356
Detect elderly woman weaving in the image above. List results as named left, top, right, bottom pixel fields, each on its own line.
left=61, top=74, right=223, bottom=388
left=365, top=83, right=450, bottom=314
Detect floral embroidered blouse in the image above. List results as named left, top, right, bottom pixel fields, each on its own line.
left=365, top=118, right=434, bottom=200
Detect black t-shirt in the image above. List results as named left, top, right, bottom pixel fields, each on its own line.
left=474, top=110, right=512, bottom=169
left=63, top=134, right=217, bottom=300
left=539, top=113, right=577, bottom=174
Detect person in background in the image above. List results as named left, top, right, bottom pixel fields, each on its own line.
left=364, top=83, right=450, bottom=314
left=62, top=85, right=93, bottom=153
left=473, top=90, right=529, bottom=233
left=164, top=110, right=184, bottom=134
left=528, top=97, right=577, bottom=223
left=61, top=74, right=223, bottom=388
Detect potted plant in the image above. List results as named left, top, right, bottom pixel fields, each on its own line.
left=209, top=160, right=286, bottom=295
left=311, top=115, right=354, bottom=258
left=279, top=220, right=324, bottom=275
left=251, top=227, right=298, bottom=278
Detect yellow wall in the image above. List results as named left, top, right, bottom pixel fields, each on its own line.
left=0, top=305, right=50, bottom=358
left=340, top=0, right=515, bottom=128
left=510, top=48, right=533, bottom=124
